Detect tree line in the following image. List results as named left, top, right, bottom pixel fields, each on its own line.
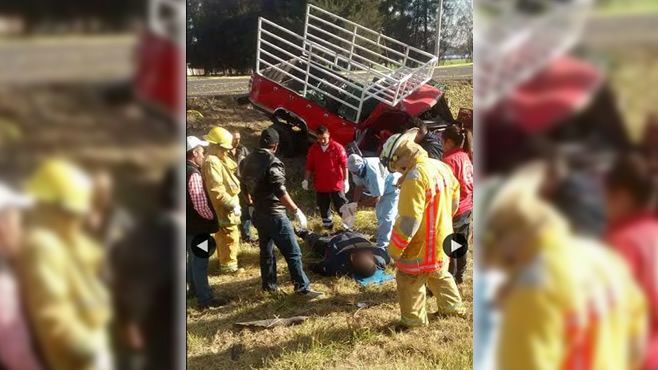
left=187, top=0, right=472, bottom=76
left=0, top=0, right=143, bottom=33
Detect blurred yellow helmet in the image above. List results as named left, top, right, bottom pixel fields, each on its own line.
left=25, top=159, right=93, bottom=215
left=203, top=127, right=233, bottom=149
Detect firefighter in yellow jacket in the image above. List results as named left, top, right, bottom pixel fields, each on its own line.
left=380, top=128, right=465, bottom=328
left=202, top=127, right=242, bottom=273
left=19, top=159, right=112, bottom=370
left=480, top=163, right=647, bottom=370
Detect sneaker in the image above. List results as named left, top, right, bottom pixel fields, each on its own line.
left=198, top=297, right=229, bottom=310
left=296, top=288, right=324, bottom=300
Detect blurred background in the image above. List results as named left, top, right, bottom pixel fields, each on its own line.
left=475, top=0, right=658, bottom=369
left=0, top=1, right=183, bottom=370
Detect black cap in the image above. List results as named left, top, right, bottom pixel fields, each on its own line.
left=259, top=128, right=279, bottom=148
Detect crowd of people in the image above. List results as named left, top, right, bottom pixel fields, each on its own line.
left=475, top=116, right=658, bottom=370
left=185, top=120, right=474, bottom=330
left=0, top=160, right=178, bottom=370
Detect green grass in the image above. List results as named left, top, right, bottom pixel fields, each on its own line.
left=595, top=0, right=658, bottom=16
left=438, top=59, right=472, bottom=67
left=186, top=81, right=473, bottom=369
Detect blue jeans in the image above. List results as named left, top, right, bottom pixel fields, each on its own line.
left=252, top=212, right=310, bottom=292
left=240, top=205, right=254, bottom=241
left=186, top=235, right=213, bottom=305
left=375, top=191, right=399, bottom=249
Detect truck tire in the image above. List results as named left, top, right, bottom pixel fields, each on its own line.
left=270, top=122, right=296, bottom=157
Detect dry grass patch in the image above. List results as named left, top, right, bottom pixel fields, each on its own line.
left=187, top=81, right=473, bottom=369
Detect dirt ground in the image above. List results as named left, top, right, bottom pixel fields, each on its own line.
left=186, top=81, right=474, bottom=370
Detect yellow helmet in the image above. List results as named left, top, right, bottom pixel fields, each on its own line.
left=25, top=158, right=93, bottom=215
left=203, top=127, right=233, bottom=149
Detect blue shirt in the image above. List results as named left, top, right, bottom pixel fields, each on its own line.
left=352, top=157, right=399, bottom=197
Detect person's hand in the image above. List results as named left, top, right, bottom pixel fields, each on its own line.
left=302, top=179, right=309, bottom=191
left=125, top=323, right=144, bottom=350
left=294, top=208, right=308, bottom=229
left=343, top=178, right=350, bottom=193
left=340, top=202, right=357, bottom=229
left=94, top=348, right=114, bottom=370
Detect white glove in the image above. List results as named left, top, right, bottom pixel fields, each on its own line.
left=340, top=202, right=357, bottom=229
left=343, top=178, right=350, bottom=193
left=294, top=208, right=308, bottom=229
left=302, top=179, right=309, bottom=191
left=233, top=205, right=242, bottom=217
left=93, top=348, right=113, bottom=370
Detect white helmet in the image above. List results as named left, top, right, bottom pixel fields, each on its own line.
left=379, top=128, right=419, bottom=172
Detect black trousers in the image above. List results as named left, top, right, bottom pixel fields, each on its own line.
left=316, top=191, right=348, bottom=228
left=449, top=210, right=471, bottom=283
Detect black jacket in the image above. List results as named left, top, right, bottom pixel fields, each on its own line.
left=186, top=162, right=218, bottom=235
left=307, top=231, right=390, bottom=277
left=241, top=148, right=287, bottom=216
left=420, top=131, right=444, bottom=160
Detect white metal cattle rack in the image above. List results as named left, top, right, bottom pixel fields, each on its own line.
left=475, top=0, right=593, bottom=110
left=255, top=4, right=438, bottom=122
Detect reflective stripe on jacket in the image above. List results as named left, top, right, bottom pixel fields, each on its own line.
left=388, top=151, right=460, bottom=274
left=498, top=230, right=647, bottom=370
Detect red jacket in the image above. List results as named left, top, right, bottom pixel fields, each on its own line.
left=306, top=140, right=347, bottom=192
left=443, top=148, right=473, bottom=217
left=605, top=213, right=658, bottom=370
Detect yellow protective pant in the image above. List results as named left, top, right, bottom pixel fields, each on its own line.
left=396, top=267, right=464, bottom=327
left=213, top=225, right=240, bottom=273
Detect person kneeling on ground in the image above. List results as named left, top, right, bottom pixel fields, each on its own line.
left=241, top=128, right=323, bottom=299
left=297, top=229, right=390, bottom=278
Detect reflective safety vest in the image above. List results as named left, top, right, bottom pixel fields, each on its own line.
left=388, top=152, right=460, bottom=274
left=497, top=230, right=647, bottom=370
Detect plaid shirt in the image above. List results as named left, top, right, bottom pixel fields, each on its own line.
left=187, top=171, right=214, bottom=220
left=0, top=267, right=44, bottom=370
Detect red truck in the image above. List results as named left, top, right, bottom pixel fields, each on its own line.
left=248, top=5, right=462, bottom=157
left=133, top=0, right=184, bottom=121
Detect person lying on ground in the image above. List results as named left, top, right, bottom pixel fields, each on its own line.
left=296, top=229, right=390, bottom=278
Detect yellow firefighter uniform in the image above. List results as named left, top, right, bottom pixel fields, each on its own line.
left=18, top=159, right=111, bottom=370
left=482, top=163, right=647, bottom=370
left=387, top=145, right=464, bottom=327
left=495, top=222, right=647, bottom=370
left=20, top=226, right=111, bottom=370
left=202, top=145, right=241, bottom=272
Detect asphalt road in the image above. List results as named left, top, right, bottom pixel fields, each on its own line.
left=583, top=13, right=658, bottom=50
left=0, top=12, right=655, bottom=88
left=186, top=64, right=473, bottom=96
left=0, top=36, right=135, bottom=85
